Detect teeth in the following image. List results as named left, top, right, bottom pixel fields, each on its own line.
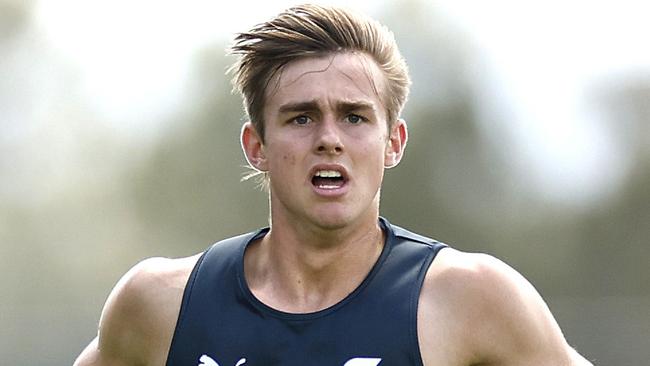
left=315, top=170, right=342, bottom=178
left=319, top=185, right=339, bottom=189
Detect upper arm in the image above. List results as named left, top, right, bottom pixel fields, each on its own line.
left=74, top=261, right=150, bottom=366
left=468, top=253, right=576, bottom=365
left=419, top=249, right=592, bottom=366
left=74, top=337, right=102, bottom=366
left=74, top=256, right=197, bottom=366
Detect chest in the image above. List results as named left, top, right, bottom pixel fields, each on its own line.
left=166, top=227, right=446, bottom=366
left=168, top=281, right=421, bottom=366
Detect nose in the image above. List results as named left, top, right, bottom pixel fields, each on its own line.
left=315, top=117, right=344, bottom=155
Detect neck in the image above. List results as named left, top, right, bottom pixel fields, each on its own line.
left=244, top=214, right=385, bottom=313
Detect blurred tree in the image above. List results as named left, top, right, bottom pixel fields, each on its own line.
left=0, top=0, right=32, bottom=42
left=379, top=0, right=573, bottom=287
left=576, top=78, right=650, bottom=296
left=127, top=48, right=268, bottom=257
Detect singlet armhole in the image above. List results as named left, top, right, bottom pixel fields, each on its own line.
left=164, top=250, right=209, bottom=365
left=411, top=243, right=448, bottom=366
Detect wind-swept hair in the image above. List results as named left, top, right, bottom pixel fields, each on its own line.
left=228, top=4, right=411, bottom=141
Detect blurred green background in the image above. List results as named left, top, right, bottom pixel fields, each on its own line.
left=1, top=1, right=648, bottom=365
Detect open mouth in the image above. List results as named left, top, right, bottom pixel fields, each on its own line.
left=311, top=169, right=347, bottom=189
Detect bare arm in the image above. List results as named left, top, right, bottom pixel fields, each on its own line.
left=419, top=248, right=593, bottom=366
left=569, top=348, right=594, bottom=366
left=74, top=256, right=198, bottom=366
left=74, top=337, right=102, bottom=366
left=473, top=253, right=593, bottom=365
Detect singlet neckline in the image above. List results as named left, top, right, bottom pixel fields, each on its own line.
left=235, top=217, right=395, bottom=321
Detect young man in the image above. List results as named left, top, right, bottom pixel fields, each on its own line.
left=75, top=4, right=593, bottom=366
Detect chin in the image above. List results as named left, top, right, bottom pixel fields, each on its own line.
left=315, top=218, right=350, bottom=231
left=308, top=207, right=373, bottom=231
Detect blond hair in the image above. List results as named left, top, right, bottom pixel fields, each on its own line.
left=229, top=4, right=411, bottom=140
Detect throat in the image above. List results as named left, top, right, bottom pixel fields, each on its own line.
left=246, top=228, right=385, bottom=313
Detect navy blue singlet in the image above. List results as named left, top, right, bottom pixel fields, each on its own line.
left=166, top=217, right=447, bottom=366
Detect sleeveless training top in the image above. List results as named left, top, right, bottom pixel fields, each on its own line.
left=166, top=217, right=447, bottom=366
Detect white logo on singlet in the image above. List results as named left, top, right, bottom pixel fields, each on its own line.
left=343, top=358, right=382, bottom=366
left=198, top=354, right=381, bottom=366
left=199, top=355, right=246, bottom=366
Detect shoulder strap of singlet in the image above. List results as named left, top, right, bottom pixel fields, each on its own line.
left=167, top=230, right=263, bottom=365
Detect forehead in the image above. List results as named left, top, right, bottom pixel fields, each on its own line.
left=265, top=52, right=387, bottom=114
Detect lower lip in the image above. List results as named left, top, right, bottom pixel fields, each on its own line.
left=311, top=181, right=349, bottom=197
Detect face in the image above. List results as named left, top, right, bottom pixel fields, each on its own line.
left=242, top=52, right=407, bottom=230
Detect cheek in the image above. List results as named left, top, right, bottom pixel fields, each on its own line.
left=282, top=153, right=296, bottom=166
left=358, top=142, right=388, bottom=171
left=265, top=134, right=299, bottom=168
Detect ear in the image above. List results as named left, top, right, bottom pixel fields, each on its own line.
left=384, top=119, right=408, bottom=169
left=241, top=122, right=268, bottom=171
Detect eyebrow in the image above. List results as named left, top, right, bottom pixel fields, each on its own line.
left=338, top=101, right=375, bottom=113
left=277, top=100, right=376, bottom=114
left=278, top=100, right=320, bottom=114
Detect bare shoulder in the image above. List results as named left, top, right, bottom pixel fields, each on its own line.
left=418, top=248, right=593, bottom=366
left=74, top=254, right=202, bottom=366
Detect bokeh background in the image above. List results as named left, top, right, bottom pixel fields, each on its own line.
left=2, top=0, right=649, bottom=364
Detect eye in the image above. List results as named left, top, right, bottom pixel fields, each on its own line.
left=292, top=115, right=311, bottom=125
left=345, top=114, right=365, bottom=124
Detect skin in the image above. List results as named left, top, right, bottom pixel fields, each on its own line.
left=74, top=52, right=593, bottom=366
